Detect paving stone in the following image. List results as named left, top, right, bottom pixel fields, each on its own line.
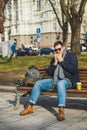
left=0, top=92, right=87, bottom=130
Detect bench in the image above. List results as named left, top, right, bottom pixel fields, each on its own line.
left=14, top=68, right=87, bottom=108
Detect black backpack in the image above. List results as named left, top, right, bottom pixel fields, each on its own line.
left=14, top=65, right=42, bottom=87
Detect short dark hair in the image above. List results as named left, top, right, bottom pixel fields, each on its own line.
left=54, top=41, right=63, bottom=48
left=14, top=39, right=17, bottom=41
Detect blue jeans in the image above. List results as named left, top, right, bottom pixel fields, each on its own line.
left=10, top=50, right=17, bottom=59
left=29, top=78, right=71, bottom=107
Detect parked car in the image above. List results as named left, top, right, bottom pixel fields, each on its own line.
left=67, top=45, right=71, bottom=51
left=67, top=44, right=87, bottom=52
left=80, top=43, right=86, bottom=52
left=17, top=47, right=33, bottom=56
left=39, top=47, right=54, bottom=55
left=24, top=44, right=39, bottom=55
left=17, top=46, right=39, bottom=56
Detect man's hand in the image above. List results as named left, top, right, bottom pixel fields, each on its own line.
left=54, top=54, right=59, bottom=64
left=57, top=55, right=63, bottom=62
left=54, top=54, right=63, bottom=64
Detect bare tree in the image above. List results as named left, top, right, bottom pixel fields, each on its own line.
left=0, top=0, right=8, bottom=33
left=48, top=0, right=68, bottom=46
left=60, top=0, right=87, bottom=54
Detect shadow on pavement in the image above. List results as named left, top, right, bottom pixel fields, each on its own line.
left=66, top=98, right=87, bottom=111
left=7, top=95, right=87, bottom=119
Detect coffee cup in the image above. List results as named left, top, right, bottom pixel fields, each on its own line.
left=76, top=82, right=82, bottom=90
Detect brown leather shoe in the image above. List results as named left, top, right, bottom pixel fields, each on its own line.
left=58, top=108, right=65, bottom=121
left=20, top=106, right=33, bottom=115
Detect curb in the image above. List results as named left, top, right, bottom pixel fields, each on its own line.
left=0, top=86, right=16, bottom=93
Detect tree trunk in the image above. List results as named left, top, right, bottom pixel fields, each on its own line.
left=71, top=20, right=81, bottom=54
left=0, top=0, right=9, bottom=33
left=62, top=21, right=68, bottom=47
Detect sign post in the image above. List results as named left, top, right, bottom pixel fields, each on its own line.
left=36, top=28, right=41, bottom=47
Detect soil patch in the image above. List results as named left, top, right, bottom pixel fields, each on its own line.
left=0, top=70, right=25, bottom=86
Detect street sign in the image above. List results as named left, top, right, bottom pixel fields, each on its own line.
left=36, top=28, right=41, bottom=33
left=36, top=28, right=41, bottom=42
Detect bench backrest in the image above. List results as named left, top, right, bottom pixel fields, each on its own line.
left=38, top=68, right=87, bottom=89
left=78, top=68, right=87, bottom=88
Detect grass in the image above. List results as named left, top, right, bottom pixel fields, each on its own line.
left=0, top=54, right=87, bottom=72
left=77, top=54, right=87, bottom=68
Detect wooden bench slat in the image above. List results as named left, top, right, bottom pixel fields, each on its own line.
left=17, top=86, right=87, bottom=98
left=16, top=68, right=87, bottom=98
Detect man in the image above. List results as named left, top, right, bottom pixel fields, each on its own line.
left=9, top=39, right=17, bottom=59
left=20, top=41, right=80, bottom=121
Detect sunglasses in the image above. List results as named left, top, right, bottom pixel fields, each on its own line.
left=54, top=48, right=61, bottom=52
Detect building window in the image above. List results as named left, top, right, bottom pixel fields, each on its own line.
left=37, top=0, right=41, bottom=11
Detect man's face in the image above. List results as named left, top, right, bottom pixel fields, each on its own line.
left=54, top=44, right=65, bottom=54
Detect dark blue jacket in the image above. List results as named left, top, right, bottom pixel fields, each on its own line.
left=47, top=51, right=80, bottom=88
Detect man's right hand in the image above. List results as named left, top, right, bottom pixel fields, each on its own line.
left=54, top=54, right=59, bottom=64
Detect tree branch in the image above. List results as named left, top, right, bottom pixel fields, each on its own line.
left=48, top=0, right=62, bottom=29
left=79, top=0, right=87, bottom=17
left=60, top=0, right=72, bottom=24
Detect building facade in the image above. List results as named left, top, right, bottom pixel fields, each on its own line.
left=0, top=0, right=87, bottom=48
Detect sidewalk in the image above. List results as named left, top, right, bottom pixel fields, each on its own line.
left=0, top=91, right=87, bottom=130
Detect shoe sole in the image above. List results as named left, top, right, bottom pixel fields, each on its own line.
left=58, top=118, right=65, bottom=121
